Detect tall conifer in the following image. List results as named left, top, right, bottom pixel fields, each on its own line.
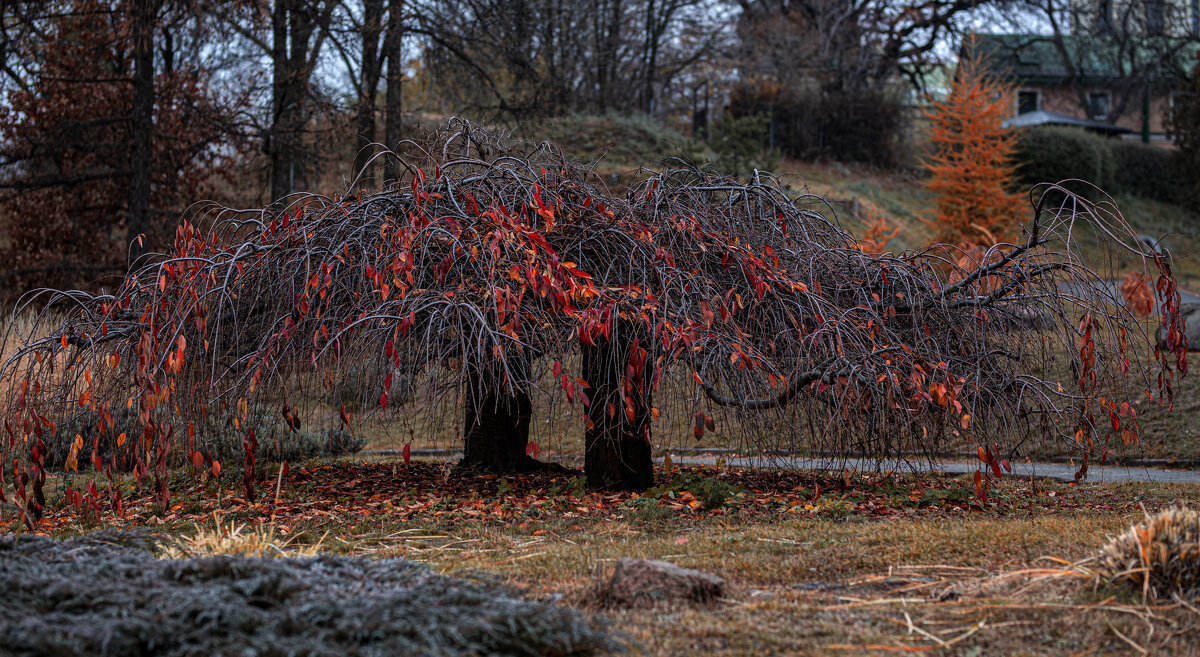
left=925, top=39, right=1023, bottom=245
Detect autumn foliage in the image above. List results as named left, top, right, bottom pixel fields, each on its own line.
left=856, top=210, right=900, bottom=255
left=1121, top=271, right=1155, bottom=316
left=924, top=43, right=1023, bottom=245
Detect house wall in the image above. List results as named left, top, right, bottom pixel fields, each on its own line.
left=1015, top=84, right=1177, bottom=142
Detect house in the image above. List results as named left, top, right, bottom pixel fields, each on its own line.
left=973, top=32, right=1197, bottom=144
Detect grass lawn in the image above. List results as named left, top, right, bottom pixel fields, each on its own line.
left=11, top=458, right=1200, bottom=656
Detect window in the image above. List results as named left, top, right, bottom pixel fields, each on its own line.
left=1018, top=90, right=1040, bottom=114
left=1147, top=0, right=1166, bottom=35
left=1089, top=92, right=1111, bottom=120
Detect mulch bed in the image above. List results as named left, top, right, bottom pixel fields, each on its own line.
left=2, top=460, right=1144, bottom=535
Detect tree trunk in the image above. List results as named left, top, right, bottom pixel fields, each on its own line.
left=270, top=0, right=292, bottom=202
left=127, top=0, right=154, bottom=267
left=353, top=0, right=384, bottom=182
left=383, top=0, right=403, bottom=182
left=461, top=376, right=532, bottom=472
left=582, top=323, right=654, bottom=491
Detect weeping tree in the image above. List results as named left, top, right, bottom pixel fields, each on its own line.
left=0, top=119, right=1189, bottom=521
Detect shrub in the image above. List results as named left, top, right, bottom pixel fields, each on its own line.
left=1012, top=127, right=1116, bottom=201
left=729, top=81, right=904, bottom=167
left=0, top=532, right=620, bottom=657
left=708, top=113, right=779, bottom=179
left=50, top=403, right=362, bottom=472
left=1109, top=139, right=1185, bottom=205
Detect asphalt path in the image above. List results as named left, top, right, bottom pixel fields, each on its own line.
left=668, top=455, right=1200, bottom=484
left=1058, top=280, right=1200, bottom=311
left=386, top=449, right=1200, bottom=484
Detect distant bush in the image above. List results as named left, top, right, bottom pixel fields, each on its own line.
left=708, top=113, right=779, bottom=178
left=729, top=81, right=904, bottom=168
left=1012, top=126, right=1116, bottom=201
left=50, top=404, right=362, bottom=472
left=1109, top=139, right=1185, bottom=205
left=1012, top=127, right=1190, bottom=206
left=535, top=114, right=708, bottom=171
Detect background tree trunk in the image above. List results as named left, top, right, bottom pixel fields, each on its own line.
left=270, top=0, right=292, bottom=202
left=353, top=0, right=384, bottom=183
left=127, top=0, right=155, bottom=267
left=383, top=0, right=403, bottom=182
left=582, top=323, right=654, bottom=491
left=269, top=0, right=329, bottom=202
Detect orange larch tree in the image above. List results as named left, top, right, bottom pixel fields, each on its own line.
left=924, top=41, right=1023, bottom=246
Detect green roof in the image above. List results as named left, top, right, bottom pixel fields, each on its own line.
left=970, top=34, right=1197, bottom=86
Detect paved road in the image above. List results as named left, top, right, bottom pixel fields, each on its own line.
left=667, top=455, right=1200, bottom=484
left=1059, top=281, right=1200, bottom=311
left=386, top=449, right=1200, bottom=484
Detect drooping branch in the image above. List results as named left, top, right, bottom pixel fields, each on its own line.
left=0, top=119, right=1187, bottom=511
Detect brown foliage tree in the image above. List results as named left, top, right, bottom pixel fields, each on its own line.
left=0, top=1, right=234, bottom=294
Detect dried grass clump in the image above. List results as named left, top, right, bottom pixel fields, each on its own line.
left=158, top=520, right=324, bottom=559
left=1095, top=506, right=1200, bottom=600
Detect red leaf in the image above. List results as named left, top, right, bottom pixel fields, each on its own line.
left=692, top=372, right=705, bottom=385
left=552, top=360, right=562, bottom=378
left=211, top=460, right=221, bottom=478
left=402, top=443, right=411, bottom=466
left=379, top=391, right=389, bottom=409
left=525, top=441, right=541, bottom=459
left=1000, top=459, right=1012, bottom=473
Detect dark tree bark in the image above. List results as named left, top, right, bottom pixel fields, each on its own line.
left=461, top=379, right=532, bottom=472
left=127, top=0, right=155, bottom=267
left=582, top=323, right=654, bottom=491
left=383, top=0, right=403, bottom=182
left=353, top=0, right=385, bottom=182
left=269, top=0, right=332, bottom=202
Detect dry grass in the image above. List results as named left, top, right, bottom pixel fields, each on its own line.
left=26, top=463, right=1200, bottom=655
left=158, top=518, right=328, bottom=560
left=311, top=504, right=1200, bottom=655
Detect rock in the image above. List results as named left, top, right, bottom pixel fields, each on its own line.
left=993, top=303, right=1055, bottom=330
left=597, top=558, right=724, bottom=609
left=1156, top=303, right=1200, bottom=352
